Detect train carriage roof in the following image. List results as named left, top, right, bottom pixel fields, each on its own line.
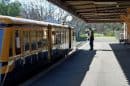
left=0, top=15, right=69, bottom=28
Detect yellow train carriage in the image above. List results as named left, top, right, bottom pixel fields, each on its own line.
left=0, top=15, right=74, bottom=86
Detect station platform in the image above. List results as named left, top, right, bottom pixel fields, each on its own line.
left=21, top=37, right=130, bottom=86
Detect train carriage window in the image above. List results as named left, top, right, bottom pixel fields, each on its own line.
left=23, top=31, right=30, bottom=51
left=72, top=31, right=74, bottom=40
left=61, top=31, right=64, bottom=44
left=71, top=30, right=75, bottom=41
left=64, top=29, right=66, bottom=43
left=55, top=31, right=58, bottom=44
left=31, top=31, right=37, bottom=50
left=0, top=29, right=4, bottom=56
left=42, top=30, right=47, bottom=48
left=44, top=30, right=47, bottom=39
left=56, top=31, right=61, bottom=44
left=15, top=30, right=21, bottom=55
left=37, top=31, right=43, bottom=48
left=52, top=31, right=56, bottom=44
left=9, top=31, right=13, bottom=57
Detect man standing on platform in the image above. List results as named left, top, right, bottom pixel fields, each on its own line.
left=89, top=28, right=94, bottom=50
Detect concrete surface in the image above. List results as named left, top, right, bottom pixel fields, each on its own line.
left=21, top=37, right=130, bottom=86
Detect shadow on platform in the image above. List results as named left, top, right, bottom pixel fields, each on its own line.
left=96, top=49, right=112, bottom=51
left=110, top=43, right=130, bottom=85
left=25, top=49, right=96, bottom=86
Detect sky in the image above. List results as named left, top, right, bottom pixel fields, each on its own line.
left=10, top=0, right=64, bottom=13
left=9, top=0, right=72, bottom=21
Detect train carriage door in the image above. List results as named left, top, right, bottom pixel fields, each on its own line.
left=0, top=29, right=4, bottom=58
left=15, top=30, right=21, bottom=55
left=0, top=29, right=4, bottom=83
left=0, top=28, right=14, bottom=84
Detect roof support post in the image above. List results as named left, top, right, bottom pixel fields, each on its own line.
left=120, top=8, right=130, bottom=43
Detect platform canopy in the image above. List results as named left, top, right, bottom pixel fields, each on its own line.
left=48, top=0, right=130, bottom=23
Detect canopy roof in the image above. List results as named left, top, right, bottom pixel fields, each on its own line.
left=0, top=15, right=69, bottom=28
left=48, top=0, right=130, bottom=23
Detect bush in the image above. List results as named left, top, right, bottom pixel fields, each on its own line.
left=77, top=34, right=88, bottom=41
left=104, top=31, right=115, bottom=36
left=0, top=1, right=21, bottom=16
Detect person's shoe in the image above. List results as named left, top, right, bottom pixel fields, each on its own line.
left=89, top=49, right=92, bottom=51
left=89, top=48, right=94, bottom=51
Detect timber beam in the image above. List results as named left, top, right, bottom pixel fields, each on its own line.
left=48, top=0, right=130, bottom=23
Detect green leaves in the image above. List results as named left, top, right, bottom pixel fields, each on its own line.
left=0, top=1, right=21, bottom=17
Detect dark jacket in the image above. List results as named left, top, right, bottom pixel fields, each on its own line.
left=90, top=30, right=94, bottom=41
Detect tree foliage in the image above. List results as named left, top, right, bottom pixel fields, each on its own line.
left=0, top=1, right=21, bottom=17
left=0, top=0, right=123, bottom=38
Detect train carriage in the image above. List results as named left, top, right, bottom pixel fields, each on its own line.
left=0, top=15, right=75, bottom=86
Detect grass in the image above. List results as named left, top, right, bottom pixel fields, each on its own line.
left=94, top=33, right=104, bottom=37
left=94, top=33, right=115, bottom=37
left=79, top=33, right=116, bottom=40
left=80, top=34, right=87, bottom=38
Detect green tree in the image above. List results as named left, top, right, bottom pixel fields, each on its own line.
left=0, top=1, right=21, bottom=17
